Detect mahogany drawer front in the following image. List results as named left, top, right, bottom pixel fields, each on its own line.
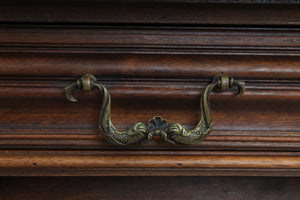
left=0, top=25, right=299, bottom=151
left=0, top=2, right=300, bottom=176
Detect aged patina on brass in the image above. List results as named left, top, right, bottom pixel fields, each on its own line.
left=65, top=74, right=245, bottom=145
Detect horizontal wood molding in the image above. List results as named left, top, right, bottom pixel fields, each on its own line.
left=1, top=26, right=300, bottom=55
left=1, top=150, right=300, bottom=176
left=1, top=78, right=299, bottom=97
left=1, top=53, right=300, bottom=79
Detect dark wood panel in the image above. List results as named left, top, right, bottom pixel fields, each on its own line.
left=0, top=2, right=300, bottom=25
left=2, top=26, right=300, bottom=47
left=0, top=176, right=300, bottom=200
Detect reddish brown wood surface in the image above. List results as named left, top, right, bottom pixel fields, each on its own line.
left=1, top=151, right=300, bottom=176
left=0, top=53, right=299, bottom=151
left=0, top=91, right=299, bottom=151
left=1, top=53, right=300, bottom=79
left=0, top=3, right=300, bottom=176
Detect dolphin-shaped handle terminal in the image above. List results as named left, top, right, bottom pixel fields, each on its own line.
left=65, top=74, right=245, bottom=145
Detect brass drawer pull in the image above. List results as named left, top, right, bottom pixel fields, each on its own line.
left=65, top=74, right=245, bottom=145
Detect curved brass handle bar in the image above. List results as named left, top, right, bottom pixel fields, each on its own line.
left=65, top=74, right=245, bottom=145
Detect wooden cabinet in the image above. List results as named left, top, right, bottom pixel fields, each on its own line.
left=0, top=1, right=300, bottom=199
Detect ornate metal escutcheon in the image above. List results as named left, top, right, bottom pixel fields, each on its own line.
left=65, top=74, right=245, bottom=145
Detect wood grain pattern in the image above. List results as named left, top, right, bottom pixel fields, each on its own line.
left=0, top=15, right=299, bottom=175
left=1, top=53, right=300, bottom=79
left=0, top=65, right=299, bottom=151
left=1, top=25, right=300, bottom=56
left=0, top=97, right=299, bottom=150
